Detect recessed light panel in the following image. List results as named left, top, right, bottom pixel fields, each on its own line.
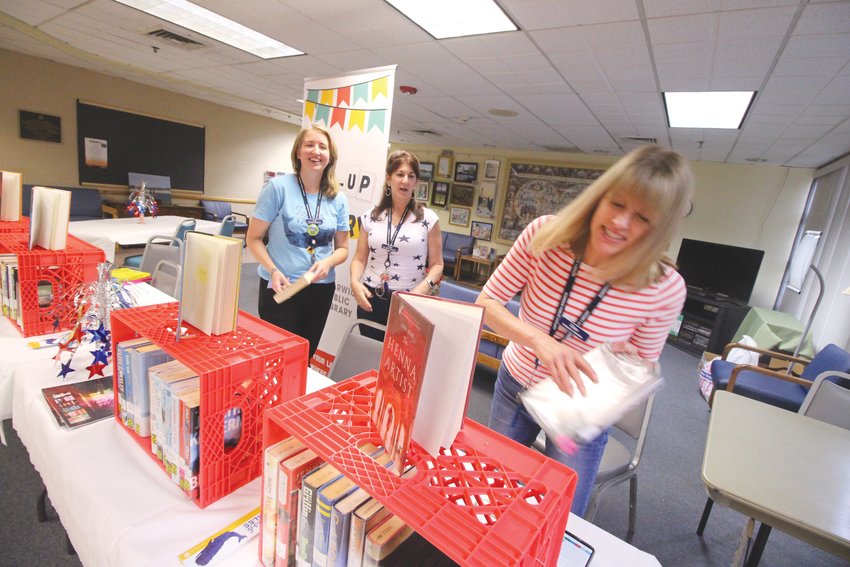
left=386, top=0, right=517, bottom=39
left=664, top=91, right=755, bottom=129
left=114, top=0, right=303, bottom=59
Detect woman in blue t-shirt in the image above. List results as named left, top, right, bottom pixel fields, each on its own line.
left=247, top=126, right=350, bottom=358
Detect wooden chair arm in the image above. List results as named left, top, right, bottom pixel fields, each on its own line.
left=101, top=203, right=119, bottom=218
left=481, top=329, right=509, bottom=347
left=721, top=342, right=811, bottom=367
left=727, top=364, right=813, bottom=392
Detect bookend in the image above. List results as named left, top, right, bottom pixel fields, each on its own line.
left=111, top=302, right=309, bottom=508
left=262, top=371, right=577, bottom=566
left=0, top=231, right=105, bottom=336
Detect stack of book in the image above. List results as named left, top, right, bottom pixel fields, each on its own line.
left=260, top=439, right=455, bottom=567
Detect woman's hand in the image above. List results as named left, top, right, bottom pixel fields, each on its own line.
left=269, top=269, right=290, bottom=294
left=351, top=281, right=373, bottom=311
left=307, top=258, right=333, bottom=281
left=529, top=334, right=598, bottom=397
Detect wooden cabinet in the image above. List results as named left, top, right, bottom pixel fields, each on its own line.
left=668, top=290, right=750, bottom=356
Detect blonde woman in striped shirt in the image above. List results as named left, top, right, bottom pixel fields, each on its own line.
left=476, top=144, right=694, bottom=515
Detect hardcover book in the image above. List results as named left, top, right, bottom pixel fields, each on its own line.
left=128, top=342, right=172, bottom=437
left=298, top=463, right=343, bottom=567
left=363, top=514, right=454, bottom=567
left=0, top=170, right=22, bottom=222
left=275, top=449, right=325, bottom=567
left=372, top=293, right=484, bottom=473
left=176, top=387, right=201, bottom=499
left=28, top=185, right=71, bottom=250
left=261, top=437, right=308, bottom=567
left=346, top=498, right=391, bottom=567
left=41, top=375, right=115, bottom=428
left=180, top=231, right=243, bottom=336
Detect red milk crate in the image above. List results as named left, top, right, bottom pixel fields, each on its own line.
left=111, top=302, right=309, bottom=508
left=263, top=371, right=577, bottom=566
left=0, top=232, right=105, bottom=336
left=0, top=217, right=30, bottom=232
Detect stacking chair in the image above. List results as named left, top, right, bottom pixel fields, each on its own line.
left=149, top=259, right=182, bottom=299
left=532, top=393, right=656, bottom=541
left=123, top=235, right=184, bottom=295
left=327, top=319, right=386, bottom=383
left=218, top=214, right=236, bottom=237
left=199, top=200, right=248, bottom=232
left=123, top=218, right=194, bottom=269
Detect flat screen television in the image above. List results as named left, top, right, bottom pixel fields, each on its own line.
left=675, top=239, right=764, bottom=303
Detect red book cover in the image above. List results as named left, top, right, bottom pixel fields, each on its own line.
left=371, top=294, right=435, bottom=476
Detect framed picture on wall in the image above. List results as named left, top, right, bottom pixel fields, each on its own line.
left=471, top=221, right=493, bottom=241
left=415, top=180, right=429, bottom=201
left=437, top=154, right=453, bottom=179
left=476, top=181, right=496, bottom=218
left=449, top=183, right=475, bottom=207
left=419, top=161, right=434, bottom=180
left=454, top=162, right=478, bottom=183
left=497, top=162, right=604, bottom=244
left=431, top=181, right=449, bottom=207
left=449, top=206, right=471, bottom=227
left=483, top=159, right=500, bottom=181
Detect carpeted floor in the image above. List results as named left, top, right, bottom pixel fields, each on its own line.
left=1, top=266, right=844, bottom=566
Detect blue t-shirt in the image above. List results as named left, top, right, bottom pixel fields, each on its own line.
left=253, top=174, right=349, bottom=284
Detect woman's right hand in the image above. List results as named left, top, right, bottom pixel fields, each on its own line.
left=351, top=281, right=373, bottom=311
left=269, top=269, right=290, bottom=295
left=530, top=334, right=598, bottom=397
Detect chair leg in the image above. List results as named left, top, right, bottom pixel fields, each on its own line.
left=627, top=476, right=637, bottom=540
left=696, top=497, right=714, bottom=535
left=37, top=487, right=49, bottom=523
left=744, top=523, right=772, bottom=567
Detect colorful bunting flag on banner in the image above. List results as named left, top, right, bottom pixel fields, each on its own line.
left=303, top=74, right=390, bottom=133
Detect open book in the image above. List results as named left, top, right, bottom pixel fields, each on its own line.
left=28, top=186, right=71, bottom=250
left=371, top=292, right=484, bottom=474
left=180, top=231, right=243, bottom=335
left=0, top=171, right=23, bottom=222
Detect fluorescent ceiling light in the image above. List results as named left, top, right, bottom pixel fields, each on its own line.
left=385, top=0, right=517, bottom=39
left=664, top=91, right=755, bottom=129
left=114, top=0, right=303, bottom=59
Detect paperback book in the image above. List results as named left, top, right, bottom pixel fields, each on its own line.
left=371, top=293, right=484, bottom=474
left=41, top=375, right=114, bottom=428
left=179, top=506, right=261, bottom=566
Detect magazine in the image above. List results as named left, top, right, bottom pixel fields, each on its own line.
left=41, top=375, right=115, bottom=428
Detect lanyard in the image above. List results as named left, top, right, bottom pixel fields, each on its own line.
left=297, top=176, right=323, bottom=232
left=548, top=257, right=611, bottom=342
left=382, top=206, right=410, bottom=269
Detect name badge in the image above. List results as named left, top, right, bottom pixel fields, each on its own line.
left=559, top=317, right=590, bottom=341
left=381, top=244, right=399, bottom=253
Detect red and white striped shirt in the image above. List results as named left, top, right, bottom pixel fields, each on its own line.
left=482, top=216, right=686, bottom=388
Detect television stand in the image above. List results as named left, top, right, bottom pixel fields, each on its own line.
left=667, top=290, right=750, bottom=356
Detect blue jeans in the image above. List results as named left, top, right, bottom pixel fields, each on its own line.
left=487, top=363, right=609, bottom=517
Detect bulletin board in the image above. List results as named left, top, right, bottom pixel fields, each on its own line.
left=76, top=100, right=205, bottom=191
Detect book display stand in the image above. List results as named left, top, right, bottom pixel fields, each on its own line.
left=263, top=370, right=578, bottom=566
left=0, top=230, right=105, bottom=336
left=111, top=302, right=309, bottom=508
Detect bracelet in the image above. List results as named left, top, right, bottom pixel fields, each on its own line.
left=269, top=267, right=279, bottom=275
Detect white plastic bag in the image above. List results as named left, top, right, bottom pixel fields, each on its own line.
left=519, top=344, right=662, bottom=453
left=726, top=335, right=759, bottom=366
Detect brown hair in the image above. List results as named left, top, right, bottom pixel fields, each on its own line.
left=530, top=144, right=694, bottom=287
left=370, top=150, right=425, bottom=222
left=290, top=125, right=340, bottom=198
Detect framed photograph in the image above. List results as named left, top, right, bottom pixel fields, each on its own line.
left=415, top=180, right=429, bottom=201
left=484, top=159, right=500, bottom=181
left=471, top=221, right=493, bottom=241
left=454, top=162, right=478, bottom=183
left=419, top=161, right=434, bottom=180
left=449, top=206, right=471, bottom=227
left=431, top=181, right=449, bottom=208
left=476, top=181, right=496, bottom=218
left=436, top=154, right=453, bottom=179
left=497, top=162, right=605, bottom=244
left=449, top=182, right=475, bottom=207
left=19, top=110, right=61, bottom=143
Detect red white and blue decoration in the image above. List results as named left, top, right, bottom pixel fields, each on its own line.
left=127, top=181, right=159, bottom=222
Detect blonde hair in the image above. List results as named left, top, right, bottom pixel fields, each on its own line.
left=530, top=144, right=694, bottom=287
left=290, top=125, right=340, bottom=198
left=371, top=150, right=425, bottom=222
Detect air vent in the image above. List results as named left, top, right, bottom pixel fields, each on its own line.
left=621, top=136, right=657, bottom=144
left=146, top=29, right=206, bottom=50
left=411, top=129, right=442, bottom=137
left=543, top=145, right=581, bottom=153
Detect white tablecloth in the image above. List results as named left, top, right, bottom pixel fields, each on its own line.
left=68, top=216, right=221, bottom=262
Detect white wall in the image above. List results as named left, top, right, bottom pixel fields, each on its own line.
left=1, top=49, right=814, bottom=310
left=0, top=49, right=299, bottom=218
left=396, top=144, right=814, bottom=310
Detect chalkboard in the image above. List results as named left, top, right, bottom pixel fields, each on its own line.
left=76, top=100, right=205, bottom=191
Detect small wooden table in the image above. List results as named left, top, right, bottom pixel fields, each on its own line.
left=454, top=254, right=503, bottom=285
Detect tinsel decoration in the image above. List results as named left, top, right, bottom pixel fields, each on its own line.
left=126, top=181, right=159, bottom=222
left=54, top=262, right=131, bottom=379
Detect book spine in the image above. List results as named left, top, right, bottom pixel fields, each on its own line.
left=148, top=369, right=160, bottom=456
left=312, top=487, right=339, bottom=567
left=347, top=506, right=390, bottom=567
left=124, top=347, right=136, bottom=431
left=275, top=453, right=323, bottom=567
left=187, top=403, right=200, bottom=499
left=327, top=502, right=353, bottom=567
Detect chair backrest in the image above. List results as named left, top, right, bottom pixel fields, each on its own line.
left=150, top=259, right=182, bottom=299
left=139, top=235, right=183, bottom=275
left=219, top=214, right=236, bottom=237
left=614, top=393, right=655, bottom=469
left=799, top=371, right=850, bottom=430
left=327, top=319, right=386, bottom=382
left=173, top=218, right=196, bottom=242
left=200, top=200, right=232, bottom=221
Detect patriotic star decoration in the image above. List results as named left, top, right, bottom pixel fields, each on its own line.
left=58, top=359, right=75, bottom=379
left=90, top=346, right=109, bottom=366
left=86, top=322, right=110, bottom=343
left=85, top=362, right=107, bottom=378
